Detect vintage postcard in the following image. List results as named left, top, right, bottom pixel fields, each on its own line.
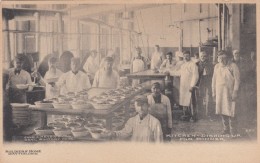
left=1, top=0, right=260, bottom=162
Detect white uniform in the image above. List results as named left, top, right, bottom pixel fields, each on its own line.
left=92, top=69, right=120, bottom=89
left=83, top=55, right=99, bottom=79
left=176, top=61, right=199, bottom=106
left=44, top=69, right=63, bottom=99
left=115, top=114, right=163, bottom=142
left=132, top=57, right=145, bottom=86
left=212, top=63, right=240, bottom=117
left=151, top=51, right=163, bottom=69
left=57, top=71, right=91, bottom=94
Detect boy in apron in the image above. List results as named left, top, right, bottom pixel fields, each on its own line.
left=147, top=82, right=172, bottom=141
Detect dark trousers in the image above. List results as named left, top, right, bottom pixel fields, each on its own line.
left=197, top=86, right=214, bottom=118
left=221, top=115, right=236, bottom=134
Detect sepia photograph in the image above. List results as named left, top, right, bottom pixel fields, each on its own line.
left=1, top=1, right=259, bottom=162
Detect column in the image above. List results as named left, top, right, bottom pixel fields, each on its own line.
left=56, top=12, right=63, bottom=56
left=3, top=16, right=11, bottom=69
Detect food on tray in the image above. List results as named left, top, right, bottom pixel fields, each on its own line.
left=66, top=122, right=81, bottom=129
left=47, top=122, right=65, bottom=129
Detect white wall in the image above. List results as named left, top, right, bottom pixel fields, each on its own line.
left=134, top=4, right=218, bottom=48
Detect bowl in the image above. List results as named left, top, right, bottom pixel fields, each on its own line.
left=71, top=128, right=90, bottom=138
left=34, top=127, right=54, bottom=135
left=16, top=84, right=28, bottom=89
left=89, top=129, right=106, bottom=139
left=47, top=122, right=65, bottom=129
left=53, top=128, right=72, bottom=137
left=65, top=122, right=81, bottom=129
left=35, top=101, right=53, bottom=108
left=53, top=103, right=72, bottom=109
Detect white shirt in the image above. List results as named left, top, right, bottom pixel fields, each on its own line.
left=115, top=114, right=163, bottom=142
left=92, top=69, right=120, bottom=89
left=57, top=71, right=91, bottom=94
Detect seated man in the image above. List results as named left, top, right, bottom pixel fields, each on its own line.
left=57, top=57, right=91, bottom=94
left=92, top=56, right=120, bottom=89
left=108, top=95, right=163, bottom=142
left=147, top=82, right=172, bottom=141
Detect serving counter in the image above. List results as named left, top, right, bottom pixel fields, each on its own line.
left=29, top=87, right=145, bottom=131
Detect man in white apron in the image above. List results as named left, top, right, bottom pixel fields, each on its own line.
left=147, top=82, right=172, bottom=141
left=174, top=51, right=199, bottom=122
left=7, top=56, right=33, bottom=103
left=107, top=96, right=163, bottom=142
left=212, top=51, right=240, bottom=135
left=151, top=45, right=164, bottom=70
left=57, top=57, right=91, bottom=94
left=131, top=47, right=147, bottom=86
left=92, top=56, right=120, bottom=89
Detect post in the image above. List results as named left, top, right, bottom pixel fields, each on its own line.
left=3, top=16, right=11, bottom=69
left=56, top=12, right=63, bottom=56
left=218, top=4, right=222, bottom=50
left=222, top=4, right=225, bottom=50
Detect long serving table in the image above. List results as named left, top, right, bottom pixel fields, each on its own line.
left=127, top=69, right=167, bottom=80
left=29, top=87, right=145, bottom=130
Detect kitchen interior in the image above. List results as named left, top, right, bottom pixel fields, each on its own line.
left=2, top=3, right=257, bottom=142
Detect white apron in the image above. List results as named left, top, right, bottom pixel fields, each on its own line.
left=179, top=62, right=199, bottom=106
left=132, top=116, right=153, bottom=142
left=132, top=59, right=144, bottom=86
left=215, top=66, right=236, bottom=117
left=44, top=70, right=63, bottom=99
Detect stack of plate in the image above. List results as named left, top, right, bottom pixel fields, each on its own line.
left=11, top=103, right=31, bottom=127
